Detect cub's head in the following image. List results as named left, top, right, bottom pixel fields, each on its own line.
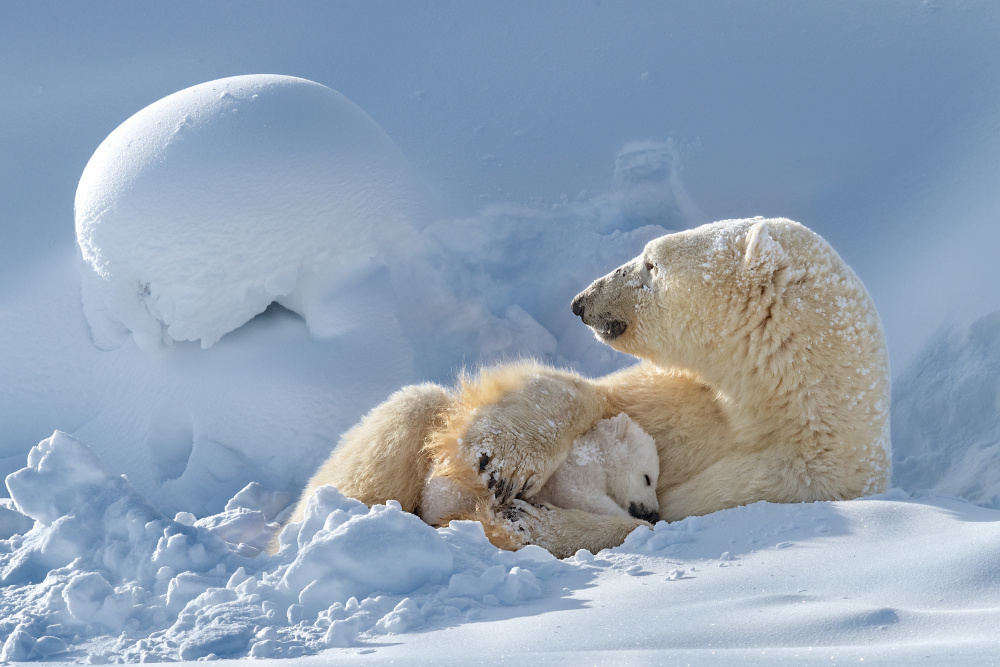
left=597, top=413, right=660, bottom=524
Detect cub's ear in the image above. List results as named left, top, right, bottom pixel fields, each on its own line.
left=603, top=412, right=631, bottom=441
left=743, top=221, right=789, bottom=280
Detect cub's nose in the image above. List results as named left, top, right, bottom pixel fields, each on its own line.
left=571, top=294, right=585, bottom=318
left=628, top=502, right=660, bottom=524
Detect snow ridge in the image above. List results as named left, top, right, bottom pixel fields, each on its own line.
left=892, top=310, right=1000, bottom=507
left=1, top=432, right=568, bottom=661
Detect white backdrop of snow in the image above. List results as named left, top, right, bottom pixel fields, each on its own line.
left=3, top=76, right=688, bottom=519
left=1, top=73, right=998, bottom=660
left=3, top=1, right=1000, bottom=664
left=892, top=311, right=1000, bottom=507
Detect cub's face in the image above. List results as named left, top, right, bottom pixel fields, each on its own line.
left=601, top=415, right=660, bottom=524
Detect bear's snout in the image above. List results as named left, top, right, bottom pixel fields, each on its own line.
left=572, top=288, right=629, bottom=340
left=628, top=502, right=660, bottom=524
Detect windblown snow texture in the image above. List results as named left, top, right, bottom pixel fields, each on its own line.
left=892, top=311, right=1000, bottom=507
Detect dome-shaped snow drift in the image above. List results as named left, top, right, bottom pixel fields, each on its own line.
left=76, top=74, right=429, bottom=350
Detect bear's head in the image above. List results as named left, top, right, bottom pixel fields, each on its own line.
left=571, top=217, right=887, bottom=395
left=598, top=413, right=660, bottom=524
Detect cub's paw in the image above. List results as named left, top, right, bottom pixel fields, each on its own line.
left=506, top=500, right=651, bottom=558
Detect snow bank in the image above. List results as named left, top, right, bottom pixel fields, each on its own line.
left=75, top=74, right=430, bottom=350
left=7, top=432, right=1000, bottom=664
left=0, top=432, right=567, bottom=661
left=892, top=310, right=1000, bottom=506
left=76, top=73, right=695, bottom=362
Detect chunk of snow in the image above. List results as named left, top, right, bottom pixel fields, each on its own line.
left=281, top=499, right=453, bottom=615
left=893, top=310, right=1000, bottom=507
left=75, top=74, right=430, bottom=350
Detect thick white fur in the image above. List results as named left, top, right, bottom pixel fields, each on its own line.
left=287, top=217, right=890, bottom=558
left=583, top=217, right=891, bottom=521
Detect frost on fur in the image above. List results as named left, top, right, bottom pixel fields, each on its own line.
left=576, top=217, right=891, bottom=522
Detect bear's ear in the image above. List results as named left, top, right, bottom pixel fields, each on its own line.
left=743, top=221, right=788, bottom=280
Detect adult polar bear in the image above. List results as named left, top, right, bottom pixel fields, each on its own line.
left=299, top=217, right=890, bottom=557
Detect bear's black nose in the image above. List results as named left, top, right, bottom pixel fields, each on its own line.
left=571, top=295, right=585, bottom=318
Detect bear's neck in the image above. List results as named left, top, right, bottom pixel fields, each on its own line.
left=704, top=358, right=816, bottom=445
left=693, top=317, right=879, bottom=454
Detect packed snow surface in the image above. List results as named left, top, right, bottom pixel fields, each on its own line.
left=4, top=432, right=1000, bottom=663
left=76, top=74, right=430, bottom=350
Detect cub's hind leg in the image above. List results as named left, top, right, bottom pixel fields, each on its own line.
left=492, top=501, right=650, bottom=558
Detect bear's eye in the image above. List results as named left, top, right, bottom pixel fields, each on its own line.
left=644, top=261, right=656, bottom=275
left=644, top=474, right=651, bottom=486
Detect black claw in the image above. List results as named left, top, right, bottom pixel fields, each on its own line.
left=494, top=478, right=514, bottom=503
left=478, top=453, right=490, bottom=473
left=502, top=504, right=525, bottom=522
left=487, top=474, right=497, bottom=490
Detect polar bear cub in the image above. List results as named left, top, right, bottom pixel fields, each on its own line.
left=534, top=413, right=660, bottom=522
left=420, top=413, right=660, bottom=527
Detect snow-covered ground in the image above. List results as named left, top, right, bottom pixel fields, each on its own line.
left=2, top=2, right=1000, bottom=664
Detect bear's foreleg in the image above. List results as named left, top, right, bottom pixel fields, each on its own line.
left=434, top=362, right=605, bottom=505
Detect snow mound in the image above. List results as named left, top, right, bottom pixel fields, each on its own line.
left=75, top=74, right=430, bottom=350
left=892, top=310, right=1000, bottom=507
left=6, top=436, right=1000, bottom=663
left=0, top=432, right=570, bottom=661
